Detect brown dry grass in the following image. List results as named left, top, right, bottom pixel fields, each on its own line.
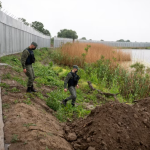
left=61, top=42, right=131, bottom=63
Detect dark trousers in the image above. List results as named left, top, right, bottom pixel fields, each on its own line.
left=66, top=86, right=76, bottom=105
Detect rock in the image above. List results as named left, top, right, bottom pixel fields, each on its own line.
left=67, top=132, right=77, bottom=141
left=87, top=137, right=91, bottom=142
left=74, top=143, right=81, bottom=149
left=143, top=119, right=148, bottom=124
left=134, top=114, right=138, bottom=119
left=87, top=146, right=96, bottom=150
left=86, top=105, right=95, bottom=110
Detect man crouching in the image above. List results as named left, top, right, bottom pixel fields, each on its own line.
left=62, top=65, right=80, bottom=107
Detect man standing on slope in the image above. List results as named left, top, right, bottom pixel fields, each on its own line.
left=21, top=42, right=38, bottom=93
left=62, top=65, right=80, bottom=107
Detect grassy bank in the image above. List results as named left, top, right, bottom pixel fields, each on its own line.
left=0, top=47, right=150, bottom=122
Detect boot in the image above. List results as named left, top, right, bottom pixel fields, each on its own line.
left=62, top=99, right=67, bottom=106
left=31, top=85, right=37, bottom=92
left=26, top=87, right=32, bottom=93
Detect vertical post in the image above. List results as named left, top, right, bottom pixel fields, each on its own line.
left=0, top=78, right=4, bottom=150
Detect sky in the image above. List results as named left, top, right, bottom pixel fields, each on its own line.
left=1, top=0, right=150, bottom=42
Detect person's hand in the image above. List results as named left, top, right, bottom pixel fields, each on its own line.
left=64, top=89, right=67, bottom=92
left=23, top=69, right=27, bottom=73
left=77, top=85, right=79, bottom=89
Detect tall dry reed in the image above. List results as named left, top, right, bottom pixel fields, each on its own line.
left=61, top=42, right=131, bottom=63
left=52, top=42, right=131, bottom=67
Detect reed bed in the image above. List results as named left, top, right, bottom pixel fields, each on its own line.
left=57, top=42, right=131, bottom=66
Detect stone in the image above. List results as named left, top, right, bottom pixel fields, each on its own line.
left=87, top=146, right=96, bottom=150
left=67, top=132, right=77, bottom=141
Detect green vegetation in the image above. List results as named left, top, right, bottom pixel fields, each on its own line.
left=57, top=29, right=78, bottom=40
left=23, top=123, right=36, bottom=128
left=32, top=21, right=51, bottom=36
left=81, top=37, right=86, bottom=40
left=2, top=103, right=10, bottom=109
left=11, top=134, right=19, bottom=143
left=18, top=18, right=29, bottom=26
left=117, top=39, right=130, bottom=42
left=0, top=1, right=2, bottom=8
left=1, top=47, right=150, bottom=122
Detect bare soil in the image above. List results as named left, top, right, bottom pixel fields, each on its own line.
left=0, top=65, right=72, bottom=150
left=1, top=65, right=150, bottom=150
left=65, top=100, right=150, bottom=150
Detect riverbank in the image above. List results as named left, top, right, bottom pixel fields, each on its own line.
left=0, top=48, right=150, bottom=149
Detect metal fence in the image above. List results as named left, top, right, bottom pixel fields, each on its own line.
left=0, top=10, right=50, bottom=57
left=54, top=38, right=150, bottom=48
left=54, top=37, right=73, bottom=48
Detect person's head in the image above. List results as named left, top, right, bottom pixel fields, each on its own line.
left=72, top=65, right=79, bottom=72
left=29, top=42, right=38, bottom=50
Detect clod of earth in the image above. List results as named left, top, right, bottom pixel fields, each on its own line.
left=67, top=132, right=77, bottom=141
left=66, top=99, right=150, bottom=150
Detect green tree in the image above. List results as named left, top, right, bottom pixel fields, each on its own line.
left=117, top=39, right=125, bottom=42
left=57, top=29, right=78, bottom=40
left=101, top=39, right=104, bottom=41
left=81, top=37, right=86, bottom=40
left=19, top=18, right=29, bottom=26
left=43, top=29, right=51, bottom=36
left=126, top=40, right=130, bottom=42
left=32, top=21, right=51, bottom=36
left=117, top=39, right=130, bottom=42
left=0, top=1, right=2, bottom=8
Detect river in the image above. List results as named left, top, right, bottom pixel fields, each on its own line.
left=122, top=49, right=150, bottom=68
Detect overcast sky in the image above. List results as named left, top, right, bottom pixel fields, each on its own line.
left=1, top=0, right=150, bottom=42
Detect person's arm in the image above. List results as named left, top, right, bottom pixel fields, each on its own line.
left=21, top=50, right=29, bottom=72
left=64, top=73, right=72, bottom=89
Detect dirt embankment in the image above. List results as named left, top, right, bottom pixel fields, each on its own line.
left=65, top=100, right=150, bottom=150
left=1, top=65, right=150, bottom=150
left=0, top=66, right=72, bottom=150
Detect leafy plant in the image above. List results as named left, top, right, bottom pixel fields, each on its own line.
left=11, top=134, right=19, bottom=143
left=2, top=103, right=10, bottom=109
left=23, top=98, right=32, bottom=105
left=130, top=62, right=145, bottom=74
left=23, top=123, right=36, bottom=128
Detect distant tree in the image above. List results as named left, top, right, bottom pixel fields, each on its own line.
left=43, top=29, right=51, bottom=36
left=0, top=1, right=2, bottom=8
left=32, top=21, right=51, bottom=36
left=81, top=37, right=86, bottom=40
left=89, top=39, right=92, bottom=40
left=117, top=39, right=130, bottom=42
left=19, top=18, right=29, bottom=26
left=57, top=29, right=78, bottom=40
left=32, top=21, right=44, bottom=32
left=101, top=39, right=104, bottom=41
left=117, top=39, right=125, bottom=42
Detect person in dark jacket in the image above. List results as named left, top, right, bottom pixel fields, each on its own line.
left=21, top=42, right=38, bottom=93
left=62, top=65, right=80, bottom=107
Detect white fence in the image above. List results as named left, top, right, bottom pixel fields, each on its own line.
left=0, top=10, right=50, bottom=57
left=54, top=37, right=73, bottom=48
left=54, top=38, right=150, bottom=48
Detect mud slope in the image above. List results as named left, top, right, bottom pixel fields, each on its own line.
left=0, top=66, right=72, bottom=150
left=66, top=101, right=150, bottom=150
